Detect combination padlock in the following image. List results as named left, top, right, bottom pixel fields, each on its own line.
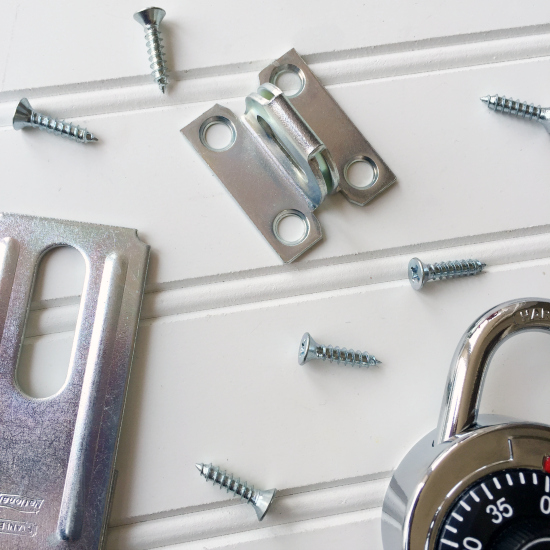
left=382, top=298, right=550, bottom=550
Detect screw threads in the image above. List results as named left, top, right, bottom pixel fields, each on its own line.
left=134, top=8, right=169, bottom=94
left=298, top=332, right=381, bottom=366
left=143, top=25, right=169, bottom=93
left=426, top=259, right=485, bottom=281
left=315, top=344, right=379, bottom=367
left=196, top=463, right=276, bottom=521
left=196, top=463, right=256, bottom=503
left=409, top=257, right=486, bottom=290
left=12, top=98, right=97, bottom=143
left=482, top=94, right=543, bottom=120
left=28, top=111, right=96, bottom=143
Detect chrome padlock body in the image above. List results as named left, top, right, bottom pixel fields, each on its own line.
left=382, top=298, right=550, bottom=550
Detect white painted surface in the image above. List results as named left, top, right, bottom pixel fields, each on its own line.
left=3, top=2, right=550, bottom=92
left=2, top=1, right=550, bottom=548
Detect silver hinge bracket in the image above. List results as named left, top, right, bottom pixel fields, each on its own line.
left=182, top=49, right=396, bottom=263
left=0, top=213, right=150, bottom=549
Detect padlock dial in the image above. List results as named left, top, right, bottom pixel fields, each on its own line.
left=436, top=469, right=550, bottom=550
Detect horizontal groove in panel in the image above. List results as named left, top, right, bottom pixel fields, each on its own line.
left=1, top=27, right=550, bottom=125
left=155, top=510, right=380, bottom=550
left=24, top=228, right=550, bottom=337
left=106, top=477, right=388, bottom=550
left=3, top=57, right=550, bottom=287
left=113, top=509, right=382, bottom=550
left=3, top=0, right=550, bottom=92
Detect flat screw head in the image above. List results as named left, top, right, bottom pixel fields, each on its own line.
left=408, top=257, right=427, bottom=290
left=133, top=6, right=166, bottom=27
left=196, top=463, right=276, bottom=521
left=253, top=488, right=277, bottom=521
left=298, top=332, right=318, bottom=365
left=12, top=98, right=33, bottom=130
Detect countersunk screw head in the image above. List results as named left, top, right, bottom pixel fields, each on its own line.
left=298, top=332, right=317, bottom=365
left=195, top=463, right=276, bottom=521
left=252, top=488, right=277, bottom=521
left=133, top=6, right=166, bottom=27
left=408, top=257, right=427, bottom=290
left=13, top=98, right=33, bottom=130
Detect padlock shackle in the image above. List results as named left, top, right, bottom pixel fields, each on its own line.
left=436, top=298, right=550, bottom=444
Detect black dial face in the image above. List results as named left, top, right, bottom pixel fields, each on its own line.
left=436, top=469, right=550, bottom=550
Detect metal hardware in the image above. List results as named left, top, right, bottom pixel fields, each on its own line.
left=182, top=49, right=396, bottom=263
left=134, top=7, right=169, bottom=94
left=481, top=95, right=550, bottom=133
left=195, top=463, right=276, bottom=521
left=408, top=257, right=485, bottom=290
left=0, top=213, right=150, bottom=549
left=298, top=332, right=380, bottom=367
left=382, top=298, right=550, bottom=550
left=13, top=98, right=98, bottom=143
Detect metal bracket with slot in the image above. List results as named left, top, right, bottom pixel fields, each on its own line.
left=182, top=49, right=397, bottom=263
left=0, top=214, right=150, bottom=549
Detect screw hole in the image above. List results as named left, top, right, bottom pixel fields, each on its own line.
left=345, top=157, right=379, bottom=189
left=273, top=210, right=309, bottom=246
left=199, top=116, right=237, bottom=152
left=271, top=64, right=306, bottom=98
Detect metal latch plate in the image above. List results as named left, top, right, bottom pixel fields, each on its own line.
left=182, top=49, right=396, bottom=263
left=259, top=49, right=396, bottom=207
left=0, top=213, right=150, bottom=549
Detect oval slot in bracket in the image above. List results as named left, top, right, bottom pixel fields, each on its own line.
left=0, top=213, right=150, bottom=550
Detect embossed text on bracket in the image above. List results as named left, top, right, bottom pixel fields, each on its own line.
left=0, top=494, right=44, bottom=514
left=0, top=519, right=37, bottom=537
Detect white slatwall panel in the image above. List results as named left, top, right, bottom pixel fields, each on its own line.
left=3, top=2, right=550, bottom=92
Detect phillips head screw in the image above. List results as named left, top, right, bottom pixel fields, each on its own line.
left=13, top=98, right=98, bottom=143
left=196, top=463, right=276, bottom=521
left=408, top=258, right=486, bottom=290
left=298, top=332, right=381, bottom=367
left=134, top=7, right=170, bottom=94
left=480, top=94, right=550, bottom=133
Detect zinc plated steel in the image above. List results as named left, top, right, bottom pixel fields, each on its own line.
left=13, top=99, right=98, bottom=144
left=134, top=7, right=169, bottom=94
left=195, top=463, right=276, bottom=521
left=408, top=258, right=486, bottom=290
left=481, top=94, right=550, bottom=133
left=182, top=49, right=396, bottom=263
left=0, top=213, right=149, bottom=549
left=298, top=332, right=381, bottom=367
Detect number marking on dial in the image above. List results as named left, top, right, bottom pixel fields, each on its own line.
left=436, top=469, right=550, bottom=550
